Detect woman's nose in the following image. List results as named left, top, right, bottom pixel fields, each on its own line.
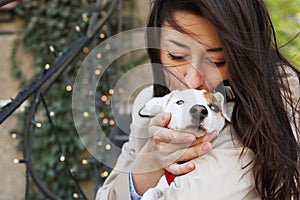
left=184, top=66, right=206, bottom=89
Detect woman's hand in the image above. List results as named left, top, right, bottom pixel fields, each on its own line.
left=132, top=112, right=217, bottom=195
left=148, top=112, right=217, bottom=174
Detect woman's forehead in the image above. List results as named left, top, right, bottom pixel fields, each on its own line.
left=160, top=11, right=222, bottom=49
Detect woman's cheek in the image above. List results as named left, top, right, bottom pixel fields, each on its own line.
left=204, top=66, right=228, bottom=90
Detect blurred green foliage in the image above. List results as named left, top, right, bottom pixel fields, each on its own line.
left=266, top=0, right=300, bottom=69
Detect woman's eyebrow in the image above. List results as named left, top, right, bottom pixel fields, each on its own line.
left=206, top=47, right=223, bottom=52
left=167, top=39, right=223, bottom=52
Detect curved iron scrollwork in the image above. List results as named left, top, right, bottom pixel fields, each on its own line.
left=0, top=0, right=122, bottom=199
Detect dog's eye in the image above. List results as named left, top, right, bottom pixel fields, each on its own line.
left=210, top=103, right=220, bottom=112
left=176, top=100, right=184, bottom=105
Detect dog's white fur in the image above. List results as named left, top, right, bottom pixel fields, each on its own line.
left=143, top=89, right=232, bottom=137
left=140, top=89, right=233, bottom=200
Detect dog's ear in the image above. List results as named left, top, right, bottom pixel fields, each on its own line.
left=213, top=92, right=234, bottom=122
left=223, top=102, right=234, bottom=122
left=140, top=92, right=173, bottom=116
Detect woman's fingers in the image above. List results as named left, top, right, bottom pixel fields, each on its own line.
left=162, top=142, right=211, bottom=166
left=164, top=147, right=207, bottom=175
left=147, top=112, right=219, bottom=176
left=167, top=161, right=195, bottom=175
left=191, top=131, right=218, bottom=146
left=149, top=113, right=196, bottom=144
left=149, top=112, right=171, bottom=127
left=154, top=129, right=196, bottom=144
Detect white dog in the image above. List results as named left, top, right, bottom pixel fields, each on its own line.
left=140, top=89, right=234, bottom=200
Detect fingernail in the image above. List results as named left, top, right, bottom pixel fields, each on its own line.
left=201, top=142, right=212, bottom=152
left=186, top=136, right=195, bottom=143
left=185, top=162, right=194, bottom=170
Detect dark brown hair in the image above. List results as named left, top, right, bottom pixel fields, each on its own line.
left=146, top=0, right=300, bottom=199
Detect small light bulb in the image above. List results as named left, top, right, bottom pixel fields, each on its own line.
left=75, top=25, right=81, bottom=32
left=101, top=95, right=108, bottom=101
left=82, top=13, right=88, bottom=22
left=102, top=118, right=108, bottom=124
left=82, top=159, right=88, bottom=165
left=49, top=45, right=55, bottom=52
left=95, top=69, right=101, bottom=75
left=60, top=155, right=65, bottom=162
left=97, top=141, right=103, bottom=146
left=108, top=89, right=114, bottom=95
left=83, top=112, right=89, bottom=118
left=44, top=64, right=50, bottom=70
left=101, top=171, right=109, bottom=178
left=109, top=120, right=115, bottom=126
left=49, top=111, right=55, bottom=117
left=96, top=53, right=102, bottom=59
left=36, top=122, right=42, bottom=128
left=83, top=47, right=89, bottom=54
left=105, top=144, right=111, bottom=150
left=105, top=44, right=111, bottom=50
left=73, top=193, right=79, bottom=199
left=13, top=159, right=19, bottom=164
left=66, top=85, right=72, bottom=92
left=99, top=112, right=105, bottom=118
left=99, top=33, right=105, bottom=39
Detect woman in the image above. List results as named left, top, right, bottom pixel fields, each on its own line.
left=97, top=0, right=300, bottom=199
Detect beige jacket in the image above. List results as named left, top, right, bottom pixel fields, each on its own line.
left=96, top=67, right=299, bottom=200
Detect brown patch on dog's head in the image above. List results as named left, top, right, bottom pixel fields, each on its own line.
left=210, top=95, right=222, bottom=113
left=203, top=91, right=212, bottom=105
left=204, top=91, right=222, bottom=110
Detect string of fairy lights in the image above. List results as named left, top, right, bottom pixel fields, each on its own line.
left=1, top=0, right=129, bottom=199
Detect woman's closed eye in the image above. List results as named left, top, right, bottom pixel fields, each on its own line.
left=206, top=56, right=226, bottom=67
left=167, top=52, right=187, bottom=61
left=166, top=52, right=226, bottom=67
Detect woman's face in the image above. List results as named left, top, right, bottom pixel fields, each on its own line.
left=160, top=11, right=228, bottom=91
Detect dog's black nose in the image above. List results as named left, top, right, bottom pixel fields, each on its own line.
left=190, top=105, right=208, bottom=121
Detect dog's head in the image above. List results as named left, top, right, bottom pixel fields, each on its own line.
left=141, top=89, right=234, bottom=137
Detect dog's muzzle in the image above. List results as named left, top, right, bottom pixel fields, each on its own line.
left=190, top=104, right=208, bottom=124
